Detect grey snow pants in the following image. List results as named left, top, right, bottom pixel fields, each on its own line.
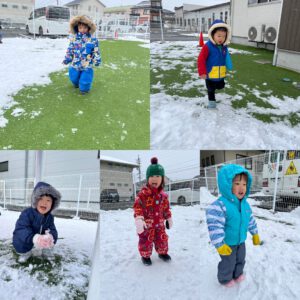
left=217, top=242, right=246, bottom=284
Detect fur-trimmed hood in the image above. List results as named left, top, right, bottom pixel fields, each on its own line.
left=32, top=182, right=61, bottom=212
left=70, top=15, right=97, bottom=34
left=208, top=19, right=231, bottom=45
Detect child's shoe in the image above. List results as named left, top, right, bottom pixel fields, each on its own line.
left=141, top=257, right=152, bottom=266
left=158, top=254, right=171, bottom=262
left=80, top=90, right=89, bottom=95
left=18, top=251, right=32, bottom=263
left=208, top=101, right=217, bottom=109
left=224, top=280, right=235, bottom=287
left=234, top=274, right=245, bottom=283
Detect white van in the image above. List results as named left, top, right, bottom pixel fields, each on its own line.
left=168, top=188, right=200, bottom=204
left=26, top=6, right=70, bottom=36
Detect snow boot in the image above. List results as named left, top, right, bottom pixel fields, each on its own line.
left=80, top=90, right=89, bottom=95
left=223, top=280, right=235, bottom=287
left=208, top=101, right=217, bottom=109
left=18, top=251, right=32, bottom=263
left=158, top=254, right=171, bottom=262
left=141, top=257, right=152, bottom=266
left=234, top=274, right=245, bottom=283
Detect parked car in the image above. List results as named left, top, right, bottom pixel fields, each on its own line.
left=100, top=189, right=119, bottom=203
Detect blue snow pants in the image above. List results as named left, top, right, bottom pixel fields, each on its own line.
left=69, top=67, right=94, bottom=92
left=217, top=243, right=246, bottom=284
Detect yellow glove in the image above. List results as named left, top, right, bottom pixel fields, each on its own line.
left=217, top=244, right=232, bottom=256
left=252, top=234, right=261, bottom=245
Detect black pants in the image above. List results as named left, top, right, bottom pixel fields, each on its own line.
left=217, top=243, right=246, bottom=284
left=205, top=79, right=225, bottom=101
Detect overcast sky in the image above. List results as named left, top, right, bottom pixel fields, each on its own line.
left=36, top=0, right=227, bottom=11
left=101, top=150, right=200, bottom=181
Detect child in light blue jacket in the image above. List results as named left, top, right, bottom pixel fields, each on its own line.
left=206, top=164, right=261, bottom=287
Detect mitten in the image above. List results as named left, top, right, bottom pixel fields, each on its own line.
left=252, top=234, right=261, bottom=246
left=44, top=230, right=54, bottom=248
left=135, top=217, right=146, bottom=234
left=33, top=234, right=50, bottom=249
left=166, top=218, right=173, bottom=229
left=217, top=244, right=232, bottom=256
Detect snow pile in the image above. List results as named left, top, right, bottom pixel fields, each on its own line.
left=0, top=209, right=97, bottom=299
left=95, top=206, right=201, bottom=299
left=151, top=41, right=300, bottom=149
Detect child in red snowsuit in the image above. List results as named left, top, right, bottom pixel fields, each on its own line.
left=133, top=157, right=173, bottom=266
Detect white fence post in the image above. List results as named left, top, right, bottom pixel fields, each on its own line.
left=191, top=179, right=194, bottom=206
left=272, top=151, right=280, bottom=213
left=75, top=175, right=83, bottom=219
left=169, top=180, right=172, bottom=203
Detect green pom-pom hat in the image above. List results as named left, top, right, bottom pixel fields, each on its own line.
left=146, top=157, right=165, bottom=181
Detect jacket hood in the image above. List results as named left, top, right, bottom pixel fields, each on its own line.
left=70, top=15, right=96, bottom=34
left=217, top=164, right=252, bottom=202
left=208, top=19, right=231, bottom=45
left=32, top=181, right=61, bottom=212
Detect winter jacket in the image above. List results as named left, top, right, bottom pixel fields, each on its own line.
left=134, top=185, right=171, bottom=228
left=13, top=207, right=58, bottom=253
left=198, top=19, right=232, bottom=81
left=206, top=164, right=258, bottom=248
left=63, top=32, right=101, bottom=70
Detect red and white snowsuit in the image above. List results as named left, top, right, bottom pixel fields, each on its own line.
left=133, top=185, right=172, bottom=258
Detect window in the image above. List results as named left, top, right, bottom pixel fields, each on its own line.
left=0, top=161, right=8, bottom=172
left=109, top=183, right=115, bottom=186
left=206, top=157, right=210, bottom=167
left=212, top=13, right=215, bottom=22
left=1, top=4, right=8, bottom=8
left=211, top=155, right=215, bottom=165
left=117, top=183, right=122, bottom=187
left=188, top=19, right=190, bottom=26
left=184, top=19, right=186, bottom=26
left=225, top=11, right=228, bottom=23
left=88, top=6, right=91, bottom=12
left=22, top=6, right=28, bottom=9
left=202, top=158, right=205, bottom=168
left=12, top=4, right=19, bottom=9
left=220, top=12, right=223, bottom=21
left=124, top=184, right=129, bottom=187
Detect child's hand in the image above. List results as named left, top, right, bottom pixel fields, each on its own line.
left=135, top=217, right=147, bottom=234
left=33, top=233, right=54, bottom=249
left=252, top=234, right=261, bottom=245
left=200, top=74, right=207, bottom=79
left=217, top=244, right=232, bottom=256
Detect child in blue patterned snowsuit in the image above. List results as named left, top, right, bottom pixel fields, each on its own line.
left=63, top=15, right=101, bottom=94
left=206, top=164, right=261, bottom=287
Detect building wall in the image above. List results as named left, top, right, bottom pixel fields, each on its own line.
left=231, top=0, right=282, bottom=46
left=68, top=0, right=105, bottom=19
left=184, top=4, right=230, bottom=32
left=0, top=0, right=32, bottom=25
left=276, top=50, right=300, bottom=73
left=100, top=161, right=136, bottom=200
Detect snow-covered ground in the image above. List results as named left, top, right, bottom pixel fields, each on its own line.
left=150, top=41, right=300, bottom=149
left=199, top=188, right=300, bottom=300
left=95, top=205, right=201, bottom=299
left=91, top=190, right=300, bottom=299
left=0, top=209, right=97, bottom=299
left=0, top=37, right=148, bottom=128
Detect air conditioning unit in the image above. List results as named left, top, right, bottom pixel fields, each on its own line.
left=248, top=25, right=265, bottom=42
left=264, top=24, right=278, bottom=44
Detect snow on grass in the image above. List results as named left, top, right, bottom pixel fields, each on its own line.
left=151, top=41, right=300, bottom=149
left=198, top=187, right=300, bottom=300
left=95, top=205, right=201, bottom=299
left=0, top=37, right=68, bottom=128
left=0, top=209, right=97, bottom=299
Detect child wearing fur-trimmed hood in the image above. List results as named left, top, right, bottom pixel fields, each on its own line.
left=62, top=15, right=101, bottom=94
left=13, top=182, right=61, bottom=263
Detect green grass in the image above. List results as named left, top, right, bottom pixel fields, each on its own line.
left=0, top=239, right=90, bottom=299
left=151, top=43, right=300, bottom=125
left=0, top=40, right=150, bottom=149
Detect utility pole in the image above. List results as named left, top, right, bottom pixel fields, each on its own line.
left=137, top=155, right=142, bottom=183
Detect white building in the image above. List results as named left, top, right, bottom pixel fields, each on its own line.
left=0, top=0, right=32, bottom=26
left=230, top=0, right=282, bottom=50
left=184, top=2, right=230, bottom=32
left=174, top=4, right=205, bottom=28
left=65, top=0, right=105, bottom=20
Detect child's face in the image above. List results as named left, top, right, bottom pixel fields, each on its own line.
left=232, top=174, right=247, bottom=200
left=37, top=196, right=53, bottom=215
left=78, top=23, right=89, bottom=34
left=148, top=175, right=162, bottom=188
left=213, top=30, right=227, bottom=45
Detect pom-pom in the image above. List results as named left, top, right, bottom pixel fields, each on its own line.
left=151, top=157, right=158, bottom=164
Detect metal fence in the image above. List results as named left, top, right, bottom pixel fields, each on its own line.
left=0, top=172, right=100, bottom=218
left=99, top=168, right=201, bottom=210
left=200, top=151, right=300, bottom=213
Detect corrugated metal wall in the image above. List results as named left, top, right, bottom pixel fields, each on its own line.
left=277, top=0, right=300, bottom=52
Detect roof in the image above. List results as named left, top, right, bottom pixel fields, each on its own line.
left=65, top=0, right=106, bottom=8
left=133, top=1, right=150, bottom=8
left=104, top=6, right=132, bottom=13
left=101, top=155, right=139, bottom=168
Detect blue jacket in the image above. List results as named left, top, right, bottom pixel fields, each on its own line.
left=206, top=164, right=258, bottom=248
left=13, top=207, right=58, bottom=253
left=63, top=32, right=101, bottom=70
